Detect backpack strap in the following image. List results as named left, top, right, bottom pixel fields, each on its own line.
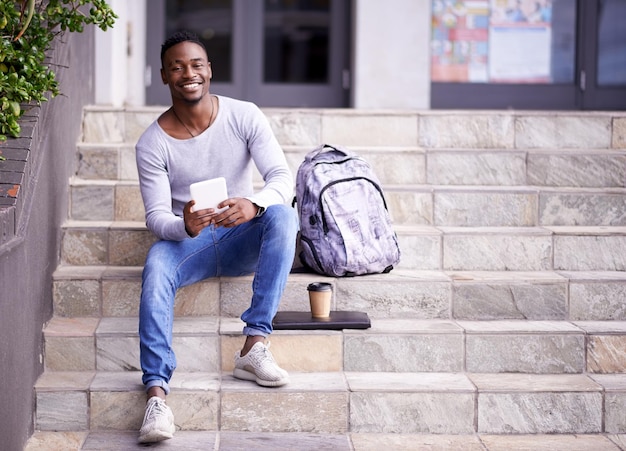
left=306, top=144, right=353, bottom=161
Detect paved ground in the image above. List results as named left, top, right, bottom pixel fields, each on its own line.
left=25, top=431, right=626, bottom=450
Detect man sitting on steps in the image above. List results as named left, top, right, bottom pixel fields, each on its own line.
left=134, top=30, right=298, bottom=443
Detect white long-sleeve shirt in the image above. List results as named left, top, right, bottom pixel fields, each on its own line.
left=135, top=96, right=293, bottom=241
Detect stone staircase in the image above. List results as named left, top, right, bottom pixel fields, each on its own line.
left=26, top=107, right=626, bottom=450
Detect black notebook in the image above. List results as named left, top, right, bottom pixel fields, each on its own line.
left=272, top=311, right=371, bottom=330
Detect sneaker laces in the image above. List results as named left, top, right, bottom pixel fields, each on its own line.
left=252, top=341, right=276, bottom=363
left=144, top=398, right=167, bottom=422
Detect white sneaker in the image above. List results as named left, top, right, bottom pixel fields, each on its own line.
left=234, top=341, right=290, bottom=387
left=138, top=396, right=175, bottom=443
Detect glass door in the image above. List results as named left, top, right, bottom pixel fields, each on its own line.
left=146, top=0, right=350, bottom=107
left=245, top=0, right=349, bottom=106
left=579, top=0, right=626, bottom=109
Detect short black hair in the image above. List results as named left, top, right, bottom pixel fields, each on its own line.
left=160, top=30, right=208, bottom=66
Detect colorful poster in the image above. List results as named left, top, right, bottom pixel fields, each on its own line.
left=431, top=0, right=554, bottom=83
left=431, top=0, right=490, bottom=82
left=489, top=0, right=552, bottom=82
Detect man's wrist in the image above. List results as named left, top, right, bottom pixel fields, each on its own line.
left=254, top=205, right=265, bottom=217
left=185, top=224, right=196, bottom=237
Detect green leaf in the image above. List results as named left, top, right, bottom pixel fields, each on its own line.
left=9, top=101, right=20, bottom=116
left=0, top=0, right=117, bottom=140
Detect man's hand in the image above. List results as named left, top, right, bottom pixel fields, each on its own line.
left=183, top=197, right=260, bottom=236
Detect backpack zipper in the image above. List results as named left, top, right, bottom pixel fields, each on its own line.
left=318, top=176, right=388, bottom=234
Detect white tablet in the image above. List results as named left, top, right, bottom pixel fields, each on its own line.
left=189, top=177, right=228, bottom=213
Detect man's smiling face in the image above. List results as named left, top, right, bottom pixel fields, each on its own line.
left=161, top=41, right=212, bottom=104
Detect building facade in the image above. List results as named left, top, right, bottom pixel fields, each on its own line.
left=95, top=0, right=625, bottom=111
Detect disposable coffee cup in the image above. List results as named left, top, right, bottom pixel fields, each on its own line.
left=307, top=282, right=332, bottom=318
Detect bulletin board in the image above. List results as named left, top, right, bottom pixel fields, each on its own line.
left=431, top=0, right=553, bottom=83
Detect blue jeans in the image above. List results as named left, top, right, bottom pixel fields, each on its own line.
left=139, top=204, right=298, bottom=394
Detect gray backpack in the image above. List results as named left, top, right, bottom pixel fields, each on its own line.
left=294, top=144, right=401, bottom=277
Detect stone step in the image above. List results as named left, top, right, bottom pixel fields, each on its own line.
left=75, top=143, right=138, bottom=182
left=68, top=177, right=626, bottom=227
left=75, top=141, right=626, bottom=190
left=24, top=430, right=626, bottom=451
left=52, top=267, right=626, bottom=322
left=59, top=221, right=626, bottom=271
left=33, top=370, right=626, bottom=436
left=80, top=107, right=623, bottom=154
left=42, top=316, right=626, bottom=375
